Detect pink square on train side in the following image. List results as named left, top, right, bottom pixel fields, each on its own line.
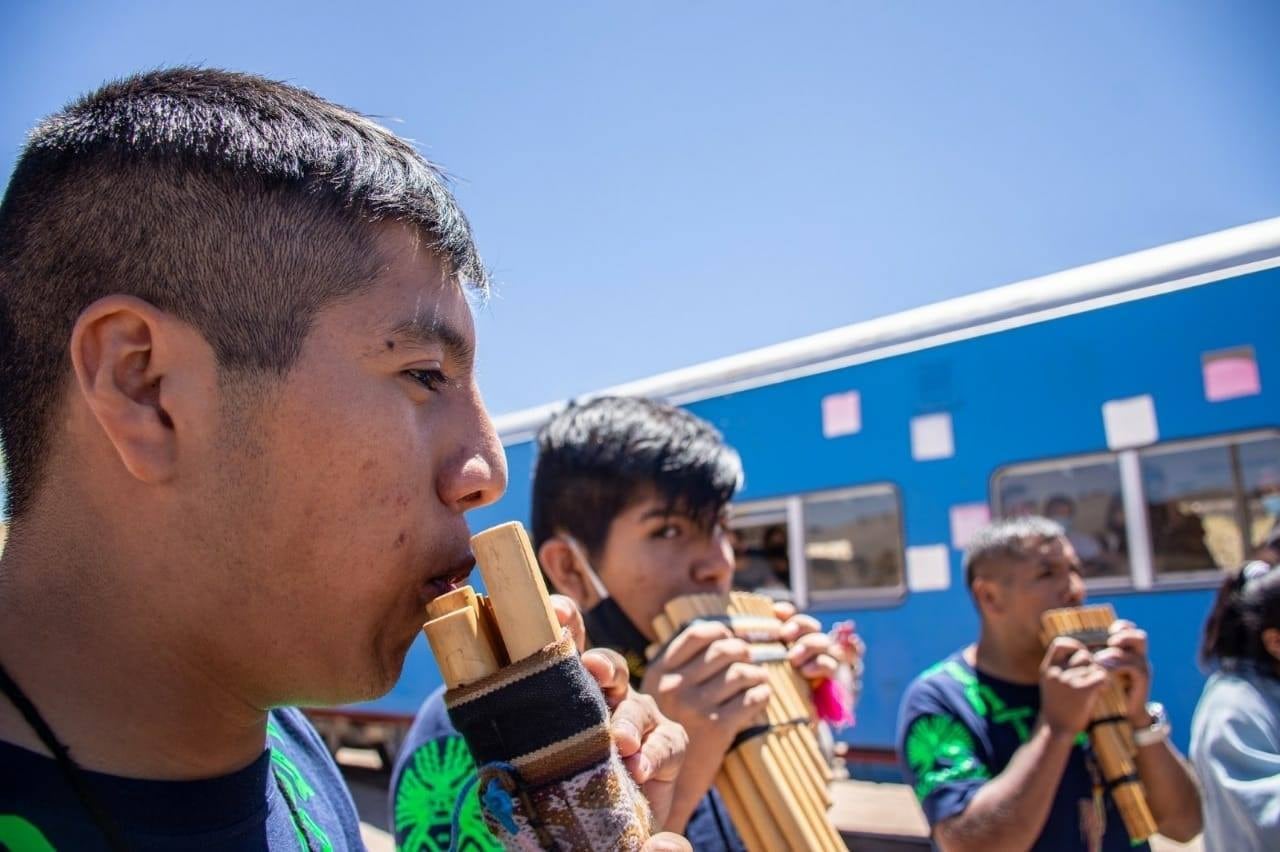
left=822, top=391, right=861, bottom=438
left=1203, top=356, right=1261, bottom=402
left=950, top=503, right=991, bottom=550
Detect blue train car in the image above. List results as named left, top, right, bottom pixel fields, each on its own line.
left=342, top=217, right=1280, bottom=770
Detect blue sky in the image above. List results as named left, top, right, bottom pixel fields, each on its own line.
left=3, top=1, right=1279, bottom=420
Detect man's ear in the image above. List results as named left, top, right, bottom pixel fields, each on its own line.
left=68, top=295, right=210, bottom=484
left=972, top=577, right=1003, bottom=619
left=538, top=537, right=598, bottom=610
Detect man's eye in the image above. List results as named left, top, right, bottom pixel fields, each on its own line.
left=405, top=369, right=448, bottom=392
left=654, top=524, right=682, bottom=540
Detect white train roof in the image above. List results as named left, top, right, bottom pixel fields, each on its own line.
left=493, top=216, right=1280, bottom=444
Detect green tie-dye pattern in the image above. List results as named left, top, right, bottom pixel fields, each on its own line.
left=267, top=719, right=334, bottom=852
left=394, top=735, right=500, bottom=852
left=905, top=714, right=991, bottom=800
left=908, top=659, right=1096, bottom=803
left=0, top=815, right=57, bottom=851
left=939, top=661, right=1036, bottom=742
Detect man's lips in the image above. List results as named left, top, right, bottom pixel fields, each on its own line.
left=419, top=551, right=476, bottom=605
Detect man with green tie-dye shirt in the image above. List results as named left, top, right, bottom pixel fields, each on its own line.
left=896, top=517, right=1201, bottom=851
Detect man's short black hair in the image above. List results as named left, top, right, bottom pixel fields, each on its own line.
left=963, top=516, right=1066, bottom=588
left=0, top=67, right=485, bottom=518
left=530, top=396, right=744, bottom=558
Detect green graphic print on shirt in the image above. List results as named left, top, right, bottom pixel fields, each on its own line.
left=0, top=815, right=57, bottom=852
left=267, top=719, right=334, bottom=852
left=394, top=735, right=499, bottom=852
left=906, top=660, right=1089, bottom=803
left=905, top=714, right=990, bottom=800
left=906, top=660, right=1035, bottom=802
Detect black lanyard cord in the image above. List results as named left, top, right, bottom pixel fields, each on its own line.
left=0, top=658, right=129, bottom=851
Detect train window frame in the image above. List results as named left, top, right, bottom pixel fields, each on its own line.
left=989, top=449, right=1133, bottom=592
left=730, top=482, right=907, bottom=610
left=988, top=426, right=1280, bottom=593
left=1137, top=428, right=1280, bottom=589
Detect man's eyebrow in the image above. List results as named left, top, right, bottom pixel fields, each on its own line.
left=383, top=315, right=474, bottom=366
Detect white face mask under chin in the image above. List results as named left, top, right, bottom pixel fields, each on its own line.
left=561, top=535, right=610, bottom=602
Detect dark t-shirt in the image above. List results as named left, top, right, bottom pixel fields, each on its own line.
left=0, top=707, right=363, bottom=851
left=896, top=652, right=1150, bottom=852
left=389, top=686, right=746, bottom=852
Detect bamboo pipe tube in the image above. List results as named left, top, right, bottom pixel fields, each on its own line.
left=663, top=597, right=831, bottom=852
left=733, top=594, right=834, bottom=786
left=1041, top=605, right=1158, bottom=842
left=717, top=594, right=842, bottom=845
left=711, top=774, right=763, bottom=852
left=472, top=521, right=560, bottom=661
left=705, top=596, right=831, bottom=818
left=427, top=585, right=478, bottom=620
left=423, top=605, right=502, bottom=689
left=712, top=597, right=842, bottom=852
left=699, top=605, right=841, bottom=852
left=721, top=744, right=790, bottom=850
left=652, top=611, right=786, bottom=850
left=728, top=594, right=833, bottom=799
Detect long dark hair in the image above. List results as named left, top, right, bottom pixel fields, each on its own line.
left=1200, top=561, right=1280, bottom=675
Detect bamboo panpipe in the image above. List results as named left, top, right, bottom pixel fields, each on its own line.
left=653, top=592, right=845, bottom=852
left=422, top=522, right=653, bottom=850
left=1040, top=604, right=1158, bottom=843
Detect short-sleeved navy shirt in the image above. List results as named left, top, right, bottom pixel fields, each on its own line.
left=0, top=707, right=364, bottom=851
left=896, top=652, right=1150, bottom=852
left=390, top=685, right=746, bottom=852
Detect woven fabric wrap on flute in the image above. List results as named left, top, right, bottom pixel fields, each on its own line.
left=445, top=631, right=652, bottom=851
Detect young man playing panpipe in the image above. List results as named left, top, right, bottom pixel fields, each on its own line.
left=0, top=68, right=689, bottom=851
left=896, top=517, right=1202, bottom=850
left=392, top=395, right=860, bottom=850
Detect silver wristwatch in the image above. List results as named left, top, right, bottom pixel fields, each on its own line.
left=1133, top=701, right=1170, bottom=747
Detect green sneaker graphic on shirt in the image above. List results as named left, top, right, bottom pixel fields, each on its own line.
left=394, top=735, right=499, bottom=852
left=905, top=714, right=991, bottom=801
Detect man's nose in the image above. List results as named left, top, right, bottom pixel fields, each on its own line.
left=693, top=528, right=737, bottom=589
left=441, top=395, right=508, bottom=512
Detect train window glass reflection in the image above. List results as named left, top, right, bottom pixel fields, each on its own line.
left=729, top=503, right=791, bottom=594
left=802, top=485, right=904, bottom=599
left=1240, top=436, right=1280, bottom=558
left=1140, top=432, right=1280, bottom=578
left=992, top=456, right=1128, bottom=582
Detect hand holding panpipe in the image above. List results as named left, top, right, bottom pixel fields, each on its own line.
left=651, top=592, right=844, bottom=852
left=1040, top=604, right=1157, bottom=843
left=422, top=522, right=653, bottom=851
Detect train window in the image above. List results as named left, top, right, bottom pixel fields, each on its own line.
left=728, top=502, right=791, bottom=594
left=992, top=456, right=1128, bottom=582
left=1140, top=432, right=1280, bottom=579
left=802, top=485, right=905, bottom=600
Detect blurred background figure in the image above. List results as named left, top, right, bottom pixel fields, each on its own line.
left=1191, top=561, right=1280, bottom=851
left=1043, top=493, right=1103, bottom=564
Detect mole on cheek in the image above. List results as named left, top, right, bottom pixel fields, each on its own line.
left=394, top=531, right=407, bottom=549
left=385, top=340, right=395, bottom=350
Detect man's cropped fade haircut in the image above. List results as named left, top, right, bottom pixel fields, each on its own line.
left=530, top=396, right=744, bottom=559
left=0, top=67, right=486, bottom=518
left=963, top=516, right=1066, bottom=590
